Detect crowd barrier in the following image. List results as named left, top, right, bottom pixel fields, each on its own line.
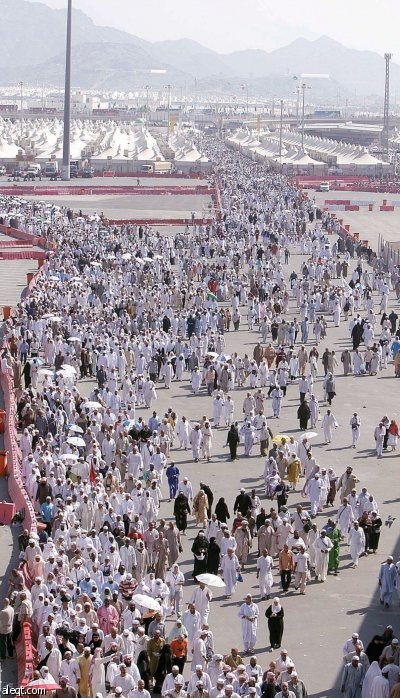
left=0, top=185, right=211, bottom=197
left=0, top=250, right=46, bottom=261
left=1, top=342, right=37, bottom=686
left=15, top=621, right=36, bottom=689
left=0, top=223, right=47, bottom=248
left=107, top=217, right=213, bottom=226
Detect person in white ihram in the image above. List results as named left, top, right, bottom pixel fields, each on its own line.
left=314, top=530, right=333, bottom=582
left=256, top=548, right=274, bottom=600
left=321, top=409, right=338, bottom=444
left=349, top=413, right=361, bottom=449
left=238, top=594, right=259, bottom=654
left=348, top=521, right=366, bottom=568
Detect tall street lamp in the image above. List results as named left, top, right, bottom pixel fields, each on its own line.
left=165, top=84, right=172, bottom=140
left=19, top=81, right=23, bottom=142
left=241, top=84, right=249, bottom=115
left=62, top=0, right=72, bottom=181
left=279, top=99, right=284, bottom=171
left=301, top=83, right=311, bottom=152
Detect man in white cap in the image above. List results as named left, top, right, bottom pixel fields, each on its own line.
left=340, top=656, right=364, bottom=698
left=238, top=594, right=259, bottom=655
left=379, top=638, right=400, bottom=667
left=379, top=557, right=397, bottom=608
left=343, top=633, right=364, bottom=656
left=314, top=531, right=333, bottom=582
left=161, top=665, right=184, bottom=696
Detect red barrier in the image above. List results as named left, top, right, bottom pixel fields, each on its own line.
left=0, top=223, right=47, bottom=248
left=16, top=620, right=36, bottom=688
left=0, top=501, right=16, bottom=524
left=0, top=363, right=37, bottom=534
left=0, top=185, right=211, bottom=197
left=325, top=199, right=351, bottom=205
left=344, top=205, right=360, bottom=211
left=0, top=250, right=46, bottom=261
left=107, top=217, right=213, bottom=226
left=380, top=205, right=395, bottom=211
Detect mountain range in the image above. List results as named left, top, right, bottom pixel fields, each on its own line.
left=0, top=0, right=398, bottom=98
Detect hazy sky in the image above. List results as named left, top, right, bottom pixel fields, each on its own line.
left=26, top=0, right=398, bottom=56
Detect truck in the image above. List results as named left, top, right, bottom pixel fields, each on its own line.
left=139, top=162, right=173, bottom=174
left=43, top=162, right=59, bottom=178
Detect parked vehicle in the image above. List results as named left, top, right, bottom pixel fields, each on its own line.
left=318, top=181, right=330, bottom=192
left=82, top=166, right=94, bottom=178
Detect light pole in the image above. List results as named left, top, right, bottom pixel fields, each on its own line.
left=279, top=99, right=284, bottom=171
left=62, top=0, right=72, bottom=181
left=165, top=84, right=172, bottom=140
left=296, top=85, right=300, bottom=126
left=144, top=85, right=150, bottom=126
left=19, top=81, right=23, bottom=142
left=241, top=84, right=249, bottom=115
left=301, top=83, right=311, bottom=152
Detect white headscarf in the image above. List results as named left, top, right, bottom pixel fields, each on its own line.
left=272, top=597, right=282, bottom=614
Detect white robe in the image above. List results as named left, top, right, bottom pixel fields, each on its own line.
left=256, top=554, right=273, bottom=597
left=238, top=602, right=259, bottom=651
left=348, top=527, right=366, bottom=565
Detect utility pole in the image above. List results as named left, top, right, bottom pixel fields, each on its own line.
left=165, top=84, right=172, bottom=141
left=19, top=81, right=23, bottom=143
left=61, top=0, right=72, bottom=181
left=144, top=85, right=150, bottom=126
left=296, top=85, right=300, bottom=126
left=383, top=53, right=393, bottom=163
left=301, top=83, right=311, bottom=151
left=279, top=99, right=284, bottom=171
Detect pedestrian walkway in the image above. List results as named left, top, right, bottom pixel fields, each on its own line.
left=0, top=380, right=19, bottom=689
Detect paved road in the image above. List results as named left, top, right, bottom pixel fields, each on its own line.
left=36, top=220, right=398, bottom=696
left=20, top=194, right=214, bottom=221
left=311, top=190, right=400, bottom=252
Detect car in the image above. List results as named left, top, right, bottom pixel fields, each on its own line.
left=82, top=166, right=94, bottom=178
left=0, top=166, right=6, bottom=175
left=70, top=164, right=79, bottom=178
left=12, top=168, right=22, bottom=178
left=318, top=181, right=330, bottom=192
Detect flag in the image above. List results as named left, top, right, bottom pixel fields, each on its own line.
left=89, top=461, right=97, bottom=485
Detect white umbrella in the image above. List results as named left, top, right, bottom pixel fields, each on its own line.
left=204, top=351, right=218, bottom=359
left=38, top=368, right=54, bottom=377
left=67, top=337, right=81, bottom=342
left=27, top=357, right=45, bottom=366
left=121, top=252, right=131, bottom=260
left=303, top=431, right=318, bottom=440
left=60, top=364, right=77, bottom=373
left=196, top=573, right=226, bottom=588
left=83, top=401, right=103, bottom=410
left=48, top=316, right=62, bottom=322
left=131, top=594, right=161, bottom=611
left=91, top=261, right=102, bottom=267
left=67, top=436, right=86, bottom=447
left=59, top=454, right=78, bottom=462
left=67, top=424, right=84, bottom=434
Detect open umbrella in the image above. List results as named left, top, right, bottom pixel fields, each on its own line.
left=67, top=337, right=81, bottom=343
left=67, top=424, right=84, bottom=434
left=59, top=453, right=78, bottom=462
left=303, top=431, right=318, bottom=440
left=25, top=679, right=61, bottom=693
left=196, top=573, right=226, bottom=588
left=38, top=368, right=54, bottom=377
left=272, top=434, right=290, bottom=443
left=131, top=594, right=161, bottom=611
left=83, top=401, right=103, bottom=410
left=27, top=357, right=45, bottom=366
left=67, top=436, right=86, bottom=448
left=121, top=252, right=131, bottom=261
left=204, top=351, right=218, bottom=359
left=216, top=353, right=231, bottom=363
left=207, top=291, right=217, bottom=301
left=48, top=316, right=62, bottom=322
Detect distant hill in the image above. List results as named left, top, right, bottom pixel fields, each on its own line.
left=0, top=0, right=398, bottom=96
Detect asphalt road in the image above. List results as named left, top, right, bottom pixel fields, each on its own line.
left=52, top=221, right=400, bottom=696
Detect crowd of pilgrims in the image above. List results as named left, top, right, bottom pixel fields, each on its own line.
left=0, top=136, right=397, bottom=698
